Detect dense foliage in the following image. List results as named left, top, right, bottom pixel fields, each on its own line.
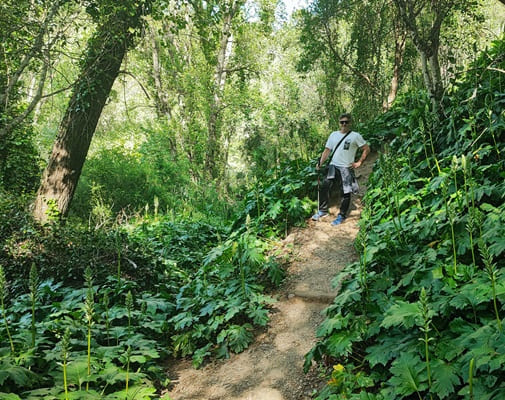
left=305, top=35, right=505, bottom=400
left=0, top=155, right=314, bottom=398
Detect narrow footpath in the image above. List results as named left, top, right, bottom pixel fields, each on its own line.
left=166, top=154, right=377, bottom=400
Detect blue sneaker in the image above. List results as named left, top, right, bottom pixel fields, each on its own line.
left=311, top=210, right=328, bottom=221
left=331, top=214, right=346, bottom=226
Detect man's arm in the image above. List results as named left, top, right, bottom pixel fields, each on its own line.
left=351, top=144, right=370, bottom=169
left=316, top=147, right=332, bottom=170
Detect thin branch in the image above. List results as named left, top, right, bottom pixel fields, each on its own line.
left=487, top=67, right=505, bottom=74
left=0, top=1, right=62, bottom=108
left=118, top=70, right=151, bottom=100
left=323, top=22, right=379, bottom=92
left=0, top=54, right=50, bottom=138
left=40, top=83, right=75, bottom=99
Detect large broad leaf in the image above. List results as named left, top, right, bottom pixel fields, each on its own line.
left=431, top=360, right=460, bottom=399
left=380, top=300, right=421, bottom=329
left=388, top=353, right=428, bottom=397
left=67, top=390, right=102, bottom=399
left=324, top=330, right=360, bottom=358
left=316, top=314, right=350, bottom=338
left=97, top=363, right=146, bottom=386
left=105, top=384, right=157, bottom=399
left=22, top=387, right=61, bottom=400
left=139, top=293, right=175, bottom=316
left=65, top=357, right=95, bottom=387
left=218, top=324, right=253, bottom=353
left=0, top=361, right=38, bottom=387
left=365, top=332, right=417, bottom=367
left=266, top=200, right=283, bottom=219
left=247, top=306, right=269, bottom=327
left=192, top=343, right=213, bottom=369
left=0, top=393, right=22, bottom=400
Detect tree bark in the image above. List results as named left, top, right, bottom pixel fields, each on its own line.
left=33, top=13, right=136, bottom=222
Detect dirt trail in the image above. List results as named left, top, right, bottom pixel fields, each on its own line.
left=166, top=154, right=377, bottom=400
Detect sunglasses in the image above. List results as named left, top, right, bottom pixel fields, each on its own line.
left=339, top=120, right=350, bottom=125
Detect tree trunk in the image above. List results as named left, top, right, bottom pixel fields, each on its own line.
left=33, top=15, right=133, bottom=222
left=384, top=24, right=407, bottom=110
left=149, top=24, right=178, bottom=157
left=205, top=0, right=238, bottom=180
left=393, top=0, right=449, bottom=111
left=150, top=25, right=172, bottom=119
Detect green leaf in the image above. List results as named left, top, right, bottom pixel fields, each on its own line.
left=0, top=393, right=22, bottom=400
left=316, top=314, right=350, bottom=337
left=324, top=330, right=360, bottom=357
left=220, top=324, right=253, bottom=353
left=192, top=343, right=213, bottom=368
left=365, top=332, right=417, bottom=367
left=267, top=200, right=283, bottom=219
left=0, top=361, right=38, bottom=387
left=67, top=390, right=102, bottom=399
left=105, top=384, right=156, bottom=399
left=224, top=303, right=244, bottom=322
left=431, top=360, right=460, bottom=399
left=22, top=387, right=61, bottom=400
left=381, top=301, right=421, bottom=329
left=388, top=353, right=428, bottom=396
left=171, top=311, right=197, bottom=330
left=247, top=306, right=269, bottom=326
left=65, top=357, right=92, bottom=387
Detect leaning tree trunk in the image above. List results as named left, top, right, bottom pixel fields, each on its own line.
left=33, top=14, right=136, bottom=222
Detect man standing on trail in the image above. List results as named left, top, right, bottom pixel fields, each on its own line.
left=312, top=113, right=370, bottom=225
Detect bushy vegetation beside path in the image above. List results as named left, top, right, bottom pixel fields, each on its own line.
left=306, top=35, right=505, bottom=400
left=0, top=161, right=314, bottom=399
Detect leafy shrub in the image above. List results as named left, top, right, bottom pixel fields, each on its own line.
left=306, top=34, right=505, bottom=400
left=0, top=205, right=287, bottom=396
left=72, top=146, right=187, bottom=218
left=233, top=158, right=316, bottom=237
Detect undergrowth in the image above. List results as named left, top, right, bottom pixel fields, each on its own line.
left=305, top=35, right=505, bottom=400
left=0, top=156, right=314, bottom=398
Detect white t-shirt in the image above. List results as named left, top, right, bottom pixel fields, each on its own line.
left=325, top=130, right=367, bottom=167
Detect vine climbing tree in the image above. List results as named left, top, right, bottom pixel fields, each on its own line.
left=33, top=0, right=151, bottom=222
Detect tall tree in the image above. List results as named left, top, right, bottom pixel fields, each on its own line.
left=392, top=0, right=483, bottom=111
left=392, top=0, right=451, bottom=109
left=0, top=0, right=74, bottom=191
left=189, top=0, right=245, bottom=179
left=298, top=0, right=410, bottom=123
left=33, top=1, right=149, bottom=222
left=0, top=0, right=64, bottom=137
